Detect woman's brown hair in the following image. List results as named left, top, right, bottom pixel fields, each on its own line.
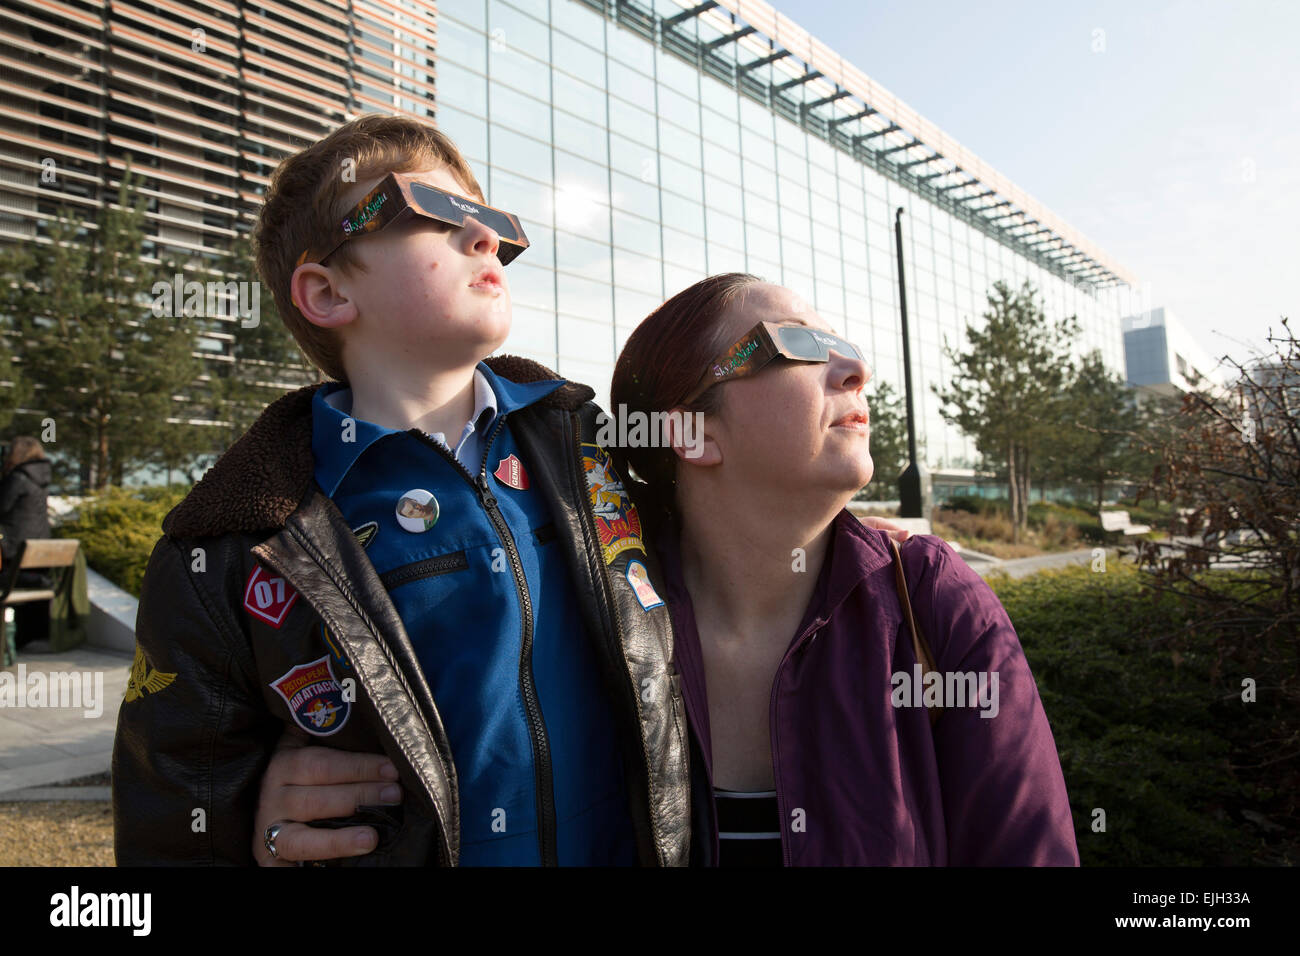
left=2, top=436, right=46, bottom=477
left=608, top=272, right=762, bottom=533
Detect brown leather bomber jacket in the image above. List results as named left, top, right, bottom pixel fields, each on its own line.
left=111, top=355, right=694, bottom=865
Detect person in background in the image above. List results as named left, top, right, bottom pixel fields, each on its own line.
left=1, top=436, right=53, bottom=650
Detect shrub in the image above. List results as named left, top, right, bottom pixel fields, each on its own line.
left=990, top=562, right=1291, bottom=865
left=55, top=485, right=188, bottom=597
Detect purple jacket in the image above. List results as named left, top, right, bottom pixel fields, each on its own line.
left=656, top=509, right=1080, bottom=866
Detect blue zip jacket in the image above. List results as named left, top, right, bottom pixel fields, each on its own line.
left=311, top=361, right=638, bottom=865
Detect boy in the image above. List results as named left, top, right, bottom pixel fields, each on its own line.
left=112, top=114, right=692, bottom=865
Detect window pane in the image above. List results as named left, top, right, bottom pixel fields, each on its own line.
left=438, top=61, right=487, bottom=115
left=613, top=209, right=661, bottom=258
left=700, top=75, right=737, bottom=118
left=557, top=272, right=613, bottom=320
left=553, top=70, right=606, bottom=126
left=489, top=82, right=550, bottom=141
left=436, top=105, right=487, bottom=163
left=437, top=16, right=486, bottom=73
left=440, top=0, right=486, bottom=31
left=552, top=0, right=605, bottom=48
left=704, top=173, right=742, bottom=218
left=610, top=132, right=654, bottom=181
left=657, top=117, right=699, bottom=167
left=661, top=190, right=702, bottom=235
left=490, top=166, right=553, bottom=230
left=614, top=249, right=662, bottom=295
left=609, top=96, right=656, bottom=147
left=659, top=155, right=701, bottom=202
left=610, top=171, right=660, bottom=221
left=705, top=207, right=744, bottom=251
left=615, top=285, right=663, bottom=329
left=552, top=32, right=605, bottom=80
left=657, top=85, right=699, bottom=135
left=505, top=302, right=557, bottom=356
left=554, top=147, right=610, bottom=207
left=662, top=225, right=705, bottom=269
left=554, top=112, right=607, bottom=166
left=490, top=125, right=551, bottom=179
left=506, top=261, right=556, bottom=310
left=488, top=1, right=550, bottom=60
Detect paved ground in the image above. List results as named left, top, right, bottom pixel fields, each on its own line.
left=0, top=644, right=131, bottom=795
left=984, top=546, right=1115, bottom=578
left=0, top=645, right=129, bottom=866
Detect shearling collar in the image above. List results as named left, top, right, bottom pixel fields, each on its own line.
left=162, top=354, right=594, bottom=539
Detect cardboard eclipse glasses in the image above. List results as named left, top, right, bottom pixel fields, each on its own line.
left=683, top=320, right=870, bottom=403
left=295, top=171, right=529, bottom=270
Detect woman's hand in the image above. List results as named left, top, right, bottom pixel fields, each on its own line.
left=253, top=727, right=402, bottom=866
left=859, top=515, right=912, bottom=542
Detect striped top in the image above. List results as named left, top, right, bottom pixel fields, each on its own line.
left=714, top=788, right=782, bottom=866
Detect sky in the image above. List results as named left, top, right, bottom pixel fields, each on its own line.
left=768, top=0, right=1299, bottom=365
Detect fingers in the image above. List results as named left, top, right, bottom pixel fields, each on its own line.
left=256, top=821, right=380, bottom=867
left=279, top=781, right=402, bottom=823
left=266, top=745, right=400, bottom=788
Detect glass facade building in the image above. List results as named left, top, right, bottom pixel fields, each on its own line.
left=1, top=0, right=1139, bottom=471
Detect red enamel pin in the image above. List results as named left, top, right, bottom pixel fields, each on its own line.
left=494, top=454, right=530, bottom=490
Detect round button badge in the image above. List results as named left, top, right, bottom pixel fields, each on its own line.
left=396, top=488, right=440, bottom=532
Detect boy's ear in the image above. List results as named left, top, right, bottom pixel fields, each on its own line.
left=666, top=406, right=721, bottom=468
left=291, top=263, right=356, bottom=330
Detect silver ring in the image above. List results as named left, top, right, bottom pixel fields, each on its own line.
left=264, top=823, right=284, bottom=860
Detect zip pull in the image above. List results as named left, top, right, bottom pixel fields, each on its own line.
left=477, top=474, right=498, bottom=509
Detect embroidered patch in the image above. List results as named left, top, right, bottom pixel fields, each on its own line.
left=352, top=521, right=378, bottom=550
left=581, top=442, right=645, bottom=565
left=125, top=644, right=177, bottom=703
left=243, top=565, right=300, bottom=628
left=493, top=453, right=530, bottom=490
left=270, top=656, right=351, bottom=736
left=625, top=559, right=664, bottom=611
left=319, top=622, right=351, bottom=672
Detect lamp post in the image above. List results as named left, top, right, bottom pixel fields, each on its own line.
left=894, top=206, right=924, bottom=518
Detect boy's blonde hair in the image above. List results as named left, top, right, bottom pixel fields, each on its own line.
left=253, top=113, right=485, bottom=382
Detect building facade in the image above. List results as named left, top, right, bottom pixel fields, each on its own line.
left=1122, top=306, right=1226, bottom=401
left=1, top=0, right=1138, bottom=472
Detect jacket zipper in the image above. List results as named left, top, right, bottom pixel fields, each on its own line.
left=769, top=616, right=826, bottom=868
left=413, top=418, right=558, bottom=867
left=563, top=412, right=664, bottom=862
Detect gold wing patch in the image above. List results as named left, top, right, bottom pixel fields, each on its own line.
left=125, top=644, right=177, bottom=702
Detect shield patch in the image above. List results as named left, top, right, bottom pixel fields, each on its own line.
left=270, top=656, right=351, bottom=736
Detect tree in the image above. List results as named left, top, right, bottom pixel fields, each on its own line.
left=932, top=279, right=1079, bottom=540
left=203, top=232, right=318, bottom=447
left=1, top=159, right=202, bottom=491
left=858, top=378, right=915, bottom=496
left=1132, top=317, right=1299, bottom=815
left=0, top=256, right=30, bottom=432
left=1038, top=350, right=1143, bottom=511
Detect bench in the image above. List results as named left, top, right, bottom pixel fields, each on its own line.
left=0, top=538, right=81, bottom=606
left=1099, top=511, right=1152, bottom=536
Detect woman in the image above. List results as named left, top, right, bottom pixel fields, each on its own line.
left=252, top=274, right=1078, bottom=865
left=1, top=436, right=53, bottom=652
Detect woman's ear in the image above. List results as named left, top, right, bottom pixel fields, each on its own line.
left=666, top=405, right=721, bottom=467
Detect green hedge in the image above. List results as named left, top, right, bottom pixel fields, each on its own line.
left=55, top=485, right=188, bottom=598
left=990, top=562, right=1275, bottom=865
